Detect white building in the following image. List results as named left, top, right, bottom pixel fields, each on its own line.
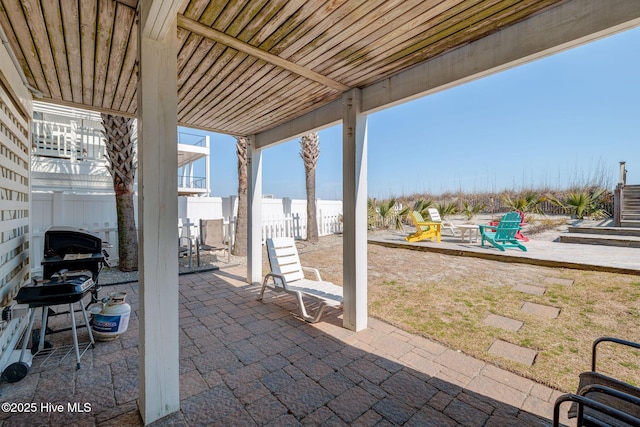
left=30, top=101, right=210, bottom=196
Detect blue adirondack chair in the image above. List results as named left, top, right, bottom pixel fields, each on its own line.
left=478, top=211, right=527, bottom=251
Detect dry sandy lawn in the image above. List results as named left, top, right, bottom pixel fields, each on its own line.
left=293, top=238, right=640, bottom=393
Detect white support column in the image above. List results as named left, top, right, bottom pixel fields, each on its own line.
left=137, top=12, right=180, bottom=425
left=205, top=135, right=211, bottom=195
left=342, top=89, right=368, bottom=332
left=247, top=135, right=263, bottom=284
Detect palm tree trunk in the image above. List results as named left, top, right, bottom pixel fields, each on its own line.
left=115, top=192, right=138, bottom=271
left=233, top=136, right=248, bottom=256
left=305, top=168, right=318, bottom=242
left=101, top=114, right=138, bottom=271
left=300, top=132, right=319, bottom=242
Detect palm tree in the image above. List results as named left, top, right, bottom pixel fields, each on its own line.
left=502, top=192, right=546, bottom=215
left=461, top=200, right=486, bottom=220
left=233, top=136, right=248, bottom=256
left=561, top=188, right=611, bottom=219
left=412, top=199, right=433, bottom=217
left=436, top=201, right=458, bottom=218
left=300, top=132, right=319, bottom=242
left=368, top=198, right=408, bottom=230
left=101, top=114, right=138, bottom=271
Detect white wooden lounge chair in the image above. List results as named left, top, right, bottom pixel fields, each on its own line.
left=428, top=208, right=460, bottom=237
left=258, top=237, right=343, bottom=323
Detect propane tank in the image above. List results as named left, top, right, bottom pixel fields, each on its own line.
left=91, top=292, right=131, bottom=341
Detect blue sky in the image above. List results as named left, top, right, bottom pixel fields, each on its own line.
left=187, top=26, right=640, bottom=200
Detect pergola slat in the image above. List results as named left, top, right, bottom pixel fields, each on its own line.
left=102, top=3, right=135, bottom=109
left=0, top=0, right=599, bottom=137
left=21, top=0, right=62, bottom=98
left=0, top=2, right=45, bottom=94
left=41, top=0, right=73, bottom=100
left=92, top=0, right=116, bottom=107
left=60, top=0, right=83, bottom=103
left=79, top=0, right=97, bottom=105
left=111, top=17, right=138, bottom=111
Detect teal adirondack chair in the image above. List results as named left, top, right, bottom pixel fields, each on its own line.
left=478, top=211, right=527, bottom=252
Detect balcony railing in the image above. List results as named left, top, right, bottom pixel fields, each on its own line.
left=177, top=131, right=207, bottom=147
left=32, top=119, right=105, bottom=161
left=178, top=176, right=206, bottom=189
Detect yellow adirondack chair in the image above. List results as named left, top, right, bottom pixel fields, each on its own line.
left=406, top=210, right=441, bottom=243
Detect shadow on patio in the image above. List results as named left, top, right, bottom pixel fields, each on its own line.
left=0, top=266, right=572, bottom=426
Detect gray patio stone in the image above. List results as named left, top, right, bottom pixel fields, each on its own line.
left=0, top=266, right=566, bottom=426
left=444, top=398, right=490, bottom=427
left=233, top=379, right=272, bottom=406
left=293, top=354, right=335, bottom=381
left=405, top=404, right=459, bottom=427
left=467, top=374, right=529, bottom=409
left=521, top=301, right=561, bottom=319
left=480, top=364, right=535, bottom=394
left=488, top=340, right=538, bottom=366
left=327, top=386, right=378, bottom=423
left=318, top=371, right=356, bottom=396
left=348, top=358, right=393, bottom=385
left=373, top=397, right=416, bottom=425
left=428, top=390, right=455, bottom=411
left=181, top=385, right=243, bottom=425
left=435, top=349, right=485, bottom=379
left=483, top=313, right=524, bottom=332
left=246, top=394, right=289, bottom=425
left=178, top=369, right=208, bottom=399
left=380, top=370, right=438, bottom=408
left=351, top=409, right=384, bottom=426
left=275, top=377, right=334, bottom=418
left=261, top=369, right=295, bottom=393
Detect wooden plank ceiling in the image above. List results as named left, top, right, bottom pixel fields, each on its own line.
left=0, top=0, right=566, bottom=137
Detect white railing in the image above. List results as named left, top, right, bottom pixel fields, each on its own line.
left=262, top=214, right=306, bottom=241
left=32, top=119, right=104, bottom=161
left=320, top=211, right=343, bottom=235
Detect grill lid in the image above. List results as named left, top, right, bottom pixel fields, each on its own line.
left=44, top=226, right=102, bottom=257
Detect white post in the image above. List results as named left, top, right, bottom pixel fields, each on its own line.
left=619, top=161, right=627, bottom=186
left=205, top=135, right=211, bottom=195
left=247, top=136, right=263, bottom=284
left=136, top=10, right=180, bottom=424
left=342, top=89, right=368, bottom=332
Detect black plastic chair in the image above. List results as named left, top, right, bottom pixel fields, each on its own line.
left=553, top=337, right=640, bottom=426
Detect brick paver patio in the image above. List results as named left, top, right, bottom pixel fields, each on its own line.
left=0, top=266, right=574, bottom=426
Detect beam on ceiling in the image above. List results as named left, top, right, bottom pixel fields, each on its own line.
left=177, top=15, right=350, bottom=92
left=254, top=0, right=640, bottom=148
left=139, top=0, right=183, bottom=41
left=362, top=0, right=640, bottom=115
left=33, top=97, right=137, bottom=119
left=254, top=99, right=342, bottom=149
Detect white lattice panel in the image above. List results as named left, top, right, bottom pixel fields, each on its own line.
left=0, top=82, right=30, bottom=370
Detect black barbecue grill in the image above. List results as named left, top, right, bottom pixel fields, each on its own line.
left=16, top=227, right=106, bottom=307
left=4, top=227, right=109, bottom=381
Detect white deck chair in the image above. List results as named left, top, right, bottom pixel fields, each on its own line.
left=428, top=208, right=460, bottom=237
left=258, top=237, right=343, bottom=323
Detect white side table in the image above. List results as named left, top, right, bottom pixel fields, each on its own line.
left=457, top=224, right=479, bottom=243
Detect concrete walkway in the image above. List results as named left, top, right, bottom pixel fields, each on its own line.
left=0, top=265, right=575, bottom=426
left=368, top=232, right=640, bottom=274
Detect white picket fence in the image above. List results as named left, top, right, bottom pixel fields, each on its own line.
left=31, top=193, right=342, bottom=273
